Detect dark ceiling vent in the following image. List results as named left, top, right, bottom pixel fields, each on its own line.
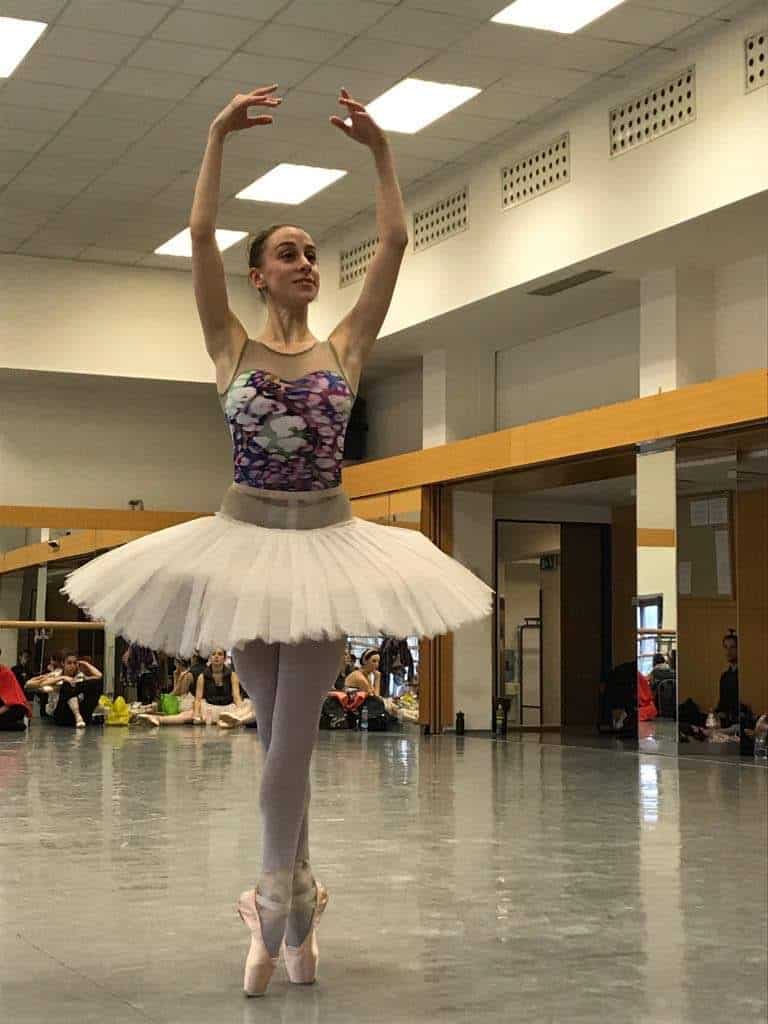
left=528, top=269, right=612, bottom=296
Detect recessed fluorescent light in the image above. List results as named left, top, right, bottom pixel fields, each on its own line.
left=365, top=79, right=481, bottom=134
left=155, top=228, right=247, bottom=258
left=492, top=1, right=628, bottom=34
left=0, top=17, right=47, bottom=77
left=236, top=164, right=346, bottom=204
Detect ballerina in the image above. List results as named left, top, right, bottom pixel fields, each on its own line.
left=62, top=82, right=493, bottom=998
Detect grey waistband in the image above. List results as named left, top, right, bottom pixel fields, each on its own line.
left=218, top=482, right=353, bottom=530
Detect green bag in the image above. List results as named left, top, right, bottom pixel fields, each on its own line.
left=159, top=693, right=180, bottom=716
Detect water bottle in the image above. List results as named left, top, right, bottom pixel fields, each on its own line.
left=754, top=715, right=768, bottom=762
left=360, top=707, right=368, bottom=731
left=455, top=711, right=465, bottom=736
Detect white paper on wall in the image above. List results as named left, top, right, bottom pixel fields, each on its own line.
left=708, top=495, right=729, bottom=525
left=714, top=529, right=732, bottom=596
left=678, top=561, right=692, bottom=595
left=690, top=499, right=709, bottom=527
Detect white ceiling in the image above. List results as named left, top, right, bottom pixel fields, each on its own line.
left=0, top=0, right=759, bottom=273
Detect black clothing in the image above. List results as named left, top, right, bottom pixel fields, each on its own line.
left=11, top=664, right=31, bottom=687
left=202, top=667, right=234, bottom=706
left=715, top=666, right=739, bottom=725
left=0, top=702, right=27, bottom=731
left=52, top=675, right=103, bottom=727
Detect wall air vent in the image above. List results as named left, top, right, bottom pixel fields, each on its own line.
left=502, top=133, right=570, bottom=210
left=413, top=186, right=468, bottom=253
left=339, top=235, right=379, bottom=288
left=528, top=269, right=612, bottom=297
left=745, top=29, right=766, bottom=93
left=610, top=66, right=696, bottom=157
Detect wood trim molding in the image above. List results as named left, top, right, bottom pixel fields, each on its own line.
left=0, top=620, right=105, bottom=631
left=637, top=528, right=676, bottom=547
left=0, top=506, right=206, bottom=531
left=343, top=369, right=768, bottom=497
left=0, top=530, right=148, bottom=575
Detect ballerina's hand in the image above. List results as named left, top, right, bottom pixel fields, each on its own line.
left=210, top=84, right=282, bottom=137
left=329, top=89, right=386, bottom=151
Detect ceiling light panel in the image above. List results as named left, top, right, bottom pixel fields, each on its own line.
left=365, top=79, right=481, bottom=134
left=236, top=164, right=347, bottom=204
left=155, top=228, right=247, bottom=258
left=0, top=17, right=47, bottom=77
left=491, top=1, right=629, bottom=34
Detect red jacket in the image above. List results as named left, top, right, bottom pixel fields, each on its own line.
left=0, top=665, right=31, bottom=717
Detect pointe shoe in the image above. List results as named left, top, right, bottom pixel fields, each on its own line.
left=218, top=708, right=256, bottom=728
left=236, top=889, right=284, bottom=997
left=283, top=882, right=329, bottom=985
left=135, top=713, right=160, bottom=727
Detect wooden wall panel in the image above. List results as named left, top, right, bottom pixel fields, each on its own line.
left=612, top=505, right=637, bottom=667
left=561, top=524, right=606, bottom=727
left=677, top=599, right=738, bottom=711
left=736, top=487, right=768, bottom=714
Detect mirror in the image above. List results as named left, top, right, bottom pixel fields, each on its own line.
left=636, top=444, right=678, bottom=755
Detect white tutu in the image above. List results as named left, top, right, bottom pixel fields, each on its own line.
left=61, top=511, right=494, bottom=657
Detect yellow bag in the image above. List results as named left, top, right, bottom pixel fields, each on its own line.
left=101, top=695, right=130, bottom=726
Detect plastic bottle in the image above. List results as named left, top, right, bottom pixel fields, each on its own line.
left=360, top=706, right=368, bottom=731
left=754, top=715, right=768, bottom=762
left=455, top=711, right=465, bottom=736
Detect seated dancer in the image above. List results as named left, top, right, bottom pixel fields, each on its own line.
left=0, top=661, right=32, bottom=731
left=136, top=648, right=253, bottom=727
left=49, top=652, right=103, bottom=728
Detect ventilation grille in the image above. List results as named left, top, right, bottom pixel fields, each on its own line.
left=413, top=186, right=468, bottom=253
left=610, top=66, right=696, bottom=157
left=745, top=29, right=767, bottom=93
left=339, top=235, right=379, bottom=288
left=502, top=133, right=570, bottom=210
left=528, top=269, right=611, bottom=297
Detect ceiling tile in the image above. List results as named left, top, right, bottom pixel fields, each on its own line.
left=60, top=113, right=150, bottom=142
left=276, top=1, right=390, bottom=35
left=332, top=38, right=436, bottom=78
left=37, top=26, right=142, bottom=64
left=585, top=3, right=699, bottom=45
left=60, top=1, right=170, bottom=35
left=400, top=0, right=501, bottom=16
left=0, top=186, right=69, bottom=212
left=103, top=67, right=203, bottom=101
left=15, top=54, right=117, bottom=91
left=414, top=52, right=514, bottom=89
left=17, top=173, right=93, bottom=196
left=24, top=153, right=117, bottom=181
left=298, top=65, right=401, bottom=103
left=0, top=204, right=51, bottom=229
left=421, top=109, right=514, bottom=142
left=0, top=80, right=92, bottom=113
left=0, top=148, right=28, bottom=175
left=153, top=10, right=262, bottom=49
left=96, top=163, right=181, bottom=188
left=128, top=40, right=231, bottom=77
left=242, top=23, right=351, bottom=63
left=215, top=53, right=319, bottom=88
left=633, top=0, right=728, bottom=13
left=279, top=90, right=339, bottom=117
left=18, top=239, right=87, bottom=259
left=82, top=180, right=164, bottom=203
left=78, top=92, right=177, bottom=122
left=37, top=131, right=130, bottom=160
left=387, top=132, right=478, bottom=163
left=547, top=35, right=645, bottom=73
left=181, top=0, right=287, bottom=17
left=476, top=61, right=597, bottom=99
left=0, top=0, right=67, bottom=17
left=364, top=7, right=480, bottom=49
left=464, top=83, right=555, bottom=121
left=0, top=104, right=72, bottom=133
left=455, top=23, right=579, bottom=61
left=0, top=128, right=53, bottom=155
left=77, top=246, right=145, bottom=265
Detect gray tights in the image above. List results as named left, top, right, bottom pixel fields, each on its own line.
left=232, top=637, right=344, bottom=951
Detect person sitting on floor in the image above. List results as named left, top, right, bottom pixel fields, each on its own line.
left=137, top=648, right=254, bottom=727
left=48, top=652, right=103, bottom=728
left=0, top=656, right=32, bottom=732
left=344, top=649, right=381, bottom=696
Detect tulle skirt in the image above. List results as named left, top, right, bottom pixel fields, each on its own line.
left=61, top=482, right=494, bottom=657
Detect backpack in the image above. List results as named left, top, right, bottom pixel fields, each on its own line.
left=359, top=695, right=388, bottom=732
left=656, top=676, right=677, bottom=718
left=319, top=694, right=348, bottom=730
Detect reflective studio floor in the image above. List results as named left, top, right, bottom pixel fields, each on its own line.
left=1, top=726, right=766, bottom=1024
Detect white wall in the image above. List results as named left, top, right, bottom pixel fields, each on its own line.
left=451, top=486, right=494, bottom=732
left=714, top=254, right=768, bottom=379
left=0, top=370, right=231, bottom=512
left=362, top=365, right=423, bottom=462
left=316, top=9, right=768, bottom=344
left=496, top=308, right=639, bottom=429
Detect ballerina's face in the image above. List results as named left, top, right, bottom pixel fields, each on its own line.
left=210, top=649, right=227, bottom=670
left=251, top=226, right=319, bottom=306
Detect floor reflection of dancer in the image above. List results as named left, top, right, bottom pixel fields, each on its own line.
left=189, top=83, right=407, bottom=996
